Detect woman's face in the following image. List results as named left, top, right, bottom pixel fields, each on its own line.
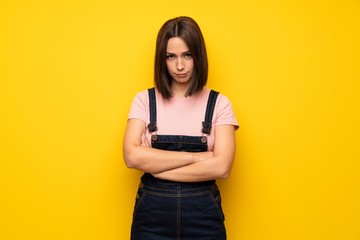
left=165, top=37, right=194, bottom=86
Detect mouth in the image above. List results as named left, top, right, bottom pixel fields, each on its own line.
left=175, top=73, right=189, bottom=78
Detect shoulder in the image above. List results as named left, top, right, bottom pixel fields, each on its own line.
left=133, top=89, right=149, bottom=101
left=128, top=89, right=154, bottom=121
left=198, top=87, right=233, bottom=110
left=132, top=87, right=169, bottom=107
left=209, top=89, right=239, bottom=129
left=205, top=88, right=232, bottom=107
left=217, top=92, right=232, bottom=106
left=216, top=92, right=234, bottom=113
left=132, top=88, right=155, bottom=106
left=129, top=89, right=150, bottom=114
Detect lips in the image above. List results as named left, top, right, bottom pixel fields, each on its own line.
left=175, top=73, right=189, bottom=78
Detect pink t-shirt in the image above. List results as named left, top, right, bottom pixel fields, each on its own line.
left=128, top=87, right=239, bottom=150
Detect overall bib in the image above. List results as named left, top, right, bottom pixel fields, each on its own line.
left=131, top=88, right=226, bottom=240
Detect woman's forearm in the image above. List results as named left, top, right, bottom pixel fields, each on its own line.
left=124, top=145, right=209, bottom=174
left=152, top=125, right=236, bottom=182
left=152, top=156, right=233, bottom=182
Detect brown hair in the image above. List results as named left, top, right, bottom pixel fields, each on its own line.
left=154, top=16, right=208, bottom=99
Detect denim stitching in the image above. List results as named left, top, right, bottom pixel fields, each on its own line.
left=177, top=186, right=181, bottom=240
left=141, top=188, right=215, bottom=198
left=209, top=193, right=225, bottom=222
left=132, top=191, right=146, bottom=219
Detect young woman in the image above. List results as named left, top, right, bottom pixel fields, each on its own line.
left=123, top=16, right=239, bottom=240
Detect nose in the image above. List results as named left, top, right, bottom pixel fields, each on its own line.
left=176, top=59, right=185, bottom=71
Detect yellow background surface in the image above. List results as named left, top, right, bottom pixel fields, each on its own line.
left=1, top=0, right=359, bottom=239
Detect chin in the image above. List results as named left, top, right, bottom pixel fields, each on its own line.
left=176, top=79, right=190, bottom=84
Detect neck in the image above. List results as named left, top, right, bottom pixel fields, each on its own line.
left=171, top=82, right=190, bottom=98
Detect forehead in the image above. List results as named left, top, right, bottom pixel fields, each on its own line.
left=166, top=37, right=189, bottom=52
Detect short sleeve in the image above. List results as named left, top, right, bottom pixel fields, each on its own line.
left=128, top=90, right=149, bottom=123
left=214, top=94, right=239, bottom=130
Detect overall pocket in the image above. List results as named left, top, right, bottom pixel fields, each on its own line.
left=132, top=186, right=146, bottom=219
left=209, top=190, right=225, bottom=222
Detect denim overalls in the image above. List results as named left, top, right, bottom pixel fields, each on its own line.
left=131, top=88, right=226, bottom=240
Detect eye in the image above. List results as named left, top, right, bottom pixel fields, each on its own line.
left=184, top=52, right=192, bottom=58
left=166, top=54, right=175, bottom=60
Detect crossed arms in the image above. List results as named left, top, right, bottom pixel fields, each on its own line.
left=123, top=118, right=236, bottom=182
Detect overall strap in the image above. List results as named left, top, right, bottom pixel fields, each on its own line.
left=202, top=90, right=219, bottom=134
left=147, top=87, right=157, bottom=133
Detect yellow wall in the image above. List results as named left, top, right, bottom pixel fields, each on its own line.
left=1, top=0, right=359, bottom=239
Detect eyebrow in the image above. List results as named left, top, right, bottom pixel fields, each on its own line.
left=166, top=50, right=191, bottom=55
